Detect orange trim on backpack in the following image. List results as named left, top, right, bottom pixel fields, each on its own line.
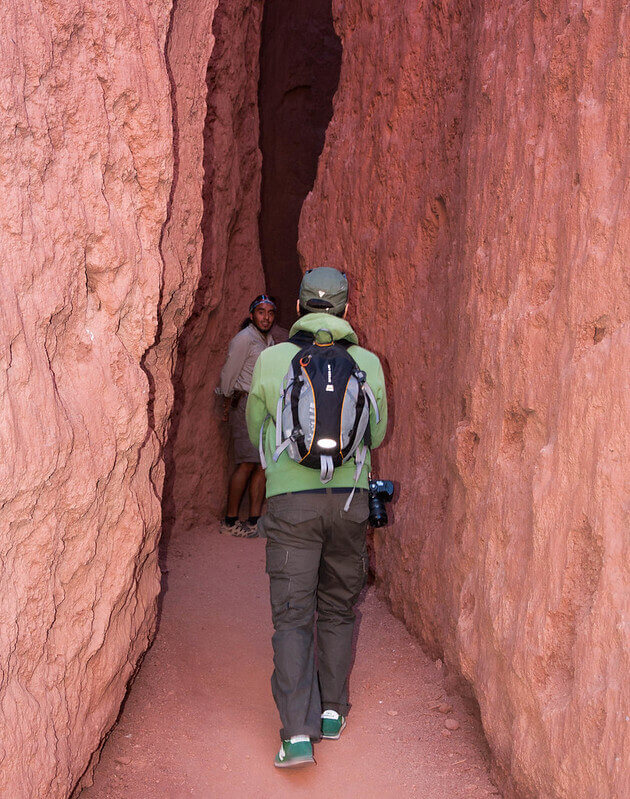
left=339, top=380, right=351, bottom=458
left=298, top=364, right=316, bottom=462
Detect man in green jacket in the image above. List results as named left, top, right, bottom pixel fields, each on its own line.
left=246, top=267, right=388, bottom=768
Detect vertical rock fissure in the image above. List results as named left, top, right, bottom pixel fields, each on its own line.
left=160, top=3, right=233, bottom=545
left=162, top=0, right=265, bottom=530
left=141, top=0, right=179, bottom=448
left=258, top=0, right=341, bottom=328
left=159, top=5, right=220, bottom=550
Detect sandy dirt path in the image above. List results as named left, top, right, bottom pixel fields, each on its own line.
left=80, top=522, right=501, bottom=798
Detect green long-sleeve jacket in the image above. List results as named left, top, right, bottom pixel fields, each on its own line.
left=246, top=313, right=388, bottom=498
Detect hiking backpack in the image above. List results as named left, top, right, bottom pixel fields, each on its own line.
left=259, top=329, right=380, bottom=510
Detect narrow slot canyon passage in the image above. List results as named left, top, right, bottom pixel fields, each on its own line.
left=2, top=0, right=627, bottom=797
left=82, top=3, right=500, bottom=795
left=80, top=528, right=499, bottom=798
left=258, top=0, right=342, bottom=327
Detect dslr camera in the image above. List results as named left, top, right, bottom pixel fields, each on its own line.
left=368, top=477, right=395, bottom=527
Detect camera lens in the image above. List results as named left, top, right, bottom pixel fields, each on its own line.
left=368, top=479, right=394, bottom=527
left=369, top=498, right=388, bottom=527
left=368, top=491, right=388, bottom=527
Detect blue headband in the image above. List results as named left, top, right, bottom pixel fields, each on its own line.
left=249, top=295, right=276, bottom=313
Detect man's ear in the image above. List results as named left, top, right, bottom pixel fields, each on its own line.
left=342, top=304, right=349, bottom=319
left=296, top=299, right=300, bottom=315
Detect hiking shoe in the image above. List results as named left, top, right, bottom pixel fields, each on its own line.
left=219, top=519, right=257, bottom=538
left=274, top=735, right=315, bottom=768
left=244, top=519, right=260, bottom=537
left=321, top=710, right=346, bottom=739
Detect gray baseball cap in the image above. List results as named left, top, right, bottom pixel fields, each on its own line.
left=299, top=267, right=348, bottom=315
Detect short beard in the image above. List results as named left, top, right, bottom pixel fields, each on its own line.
left=252, top=319, right=272, bottom=334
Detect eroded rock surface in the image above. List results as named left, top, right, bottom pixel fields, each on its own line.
left=143, top=0, right=220, bottom=449
left=0, top=1, right=173, bottom=796
left=165, top=0, right=266, bottom=529
left=300, top=1, right=629, bottom=797
left=0, top=0, right=264, bottom=791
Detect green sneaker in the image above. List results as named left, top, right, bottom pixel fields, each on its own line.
left=274, top=735, right=315, bottom=768
left=321, top=710, right=346, bottom=739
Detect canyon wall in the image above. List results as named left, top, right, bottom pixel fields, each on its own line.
left=299, top=1, right=629, bottom=798
left=2, top=0, right=627, bottom=796
left=0, top=1, right=173, bottom=796
left=165, top=0, right=266, bottom=529
left=0, top=0, right=237, bottom=793
left=0, top=0, right=263, bottom=790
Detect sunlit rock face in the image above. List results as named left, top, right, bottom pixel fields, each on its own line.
left=299, top=2, right=630, bottom=798
left=0, top=1, right=173, bottom=796
left=165, top=0, right=266, bottom=530
left=0, top=0, right=263, bottom=791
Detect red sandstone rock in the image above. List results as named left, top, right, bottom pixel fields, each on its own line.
left=0, top=1, right=173, bottom=796
left=3, top=0, right=628, bottom=796
left=299, top=1, right=629, bottom=797
left=142, top=0, right=220, bottom=443
left=1, top=0, right=265, bottom=791
left=165, top=0, right=266, bottom=529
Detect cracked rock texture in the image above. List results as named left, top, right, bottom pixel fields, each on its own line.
left=0, top=0, right=263, bottom=790
left=0, top=0, right=217, bottom=795
left=300, top=1, right=630, bottom=798
left=164, top=0, right=266, bottom=530
left=142, top=0, right=219, bottom=451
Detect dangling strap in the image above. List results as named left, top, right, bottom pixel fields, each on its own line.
left=353, top=443, right=368, bottom=481
left=259, top=413, right=271, bottom=469
left=320, top=455, right=335, bottom=483
left=275, top=394, right=283, bottom=449
left=275, top=373, right=289, bottom=449
left=343, top=443, right=368, bottom=512
left=273, top=437, right=292, bottom=462
left=363, top=382, right=380, bottom=423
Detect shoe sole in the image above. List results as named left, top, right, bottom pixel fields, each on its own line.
left=321, top=719, right=346, bottom=740
left=274, top=756, right=315, bottom=768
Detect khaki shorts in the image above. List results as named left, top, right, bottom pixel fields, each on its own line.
left=230, top=395, right=260, bottom=464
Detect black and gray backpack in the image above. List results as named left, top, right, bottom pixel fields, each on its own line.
left=259, top=328, right=379, bottom=510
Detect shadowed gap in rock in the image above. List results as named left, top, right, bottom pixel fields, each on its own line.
left=159, top=5, right=223, bottom=579
left=258, top=0, right=342, bottom=328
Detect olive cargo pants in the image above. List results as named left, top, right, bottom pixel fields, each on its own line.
left=260, top=489, right=369, bottom=740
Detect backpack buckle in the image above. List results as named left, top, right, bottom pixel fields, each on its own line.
left=290, top=428, right=304, bottom=442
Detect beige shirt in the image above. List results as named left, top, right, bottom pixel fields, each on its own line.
left=217, top=323, right=274, bottom=396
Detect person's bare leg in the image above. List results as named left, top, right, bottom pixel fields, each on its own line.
left=226, top=462, right=255, bottom=517
left=248, top=465, right=266, bottom=518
